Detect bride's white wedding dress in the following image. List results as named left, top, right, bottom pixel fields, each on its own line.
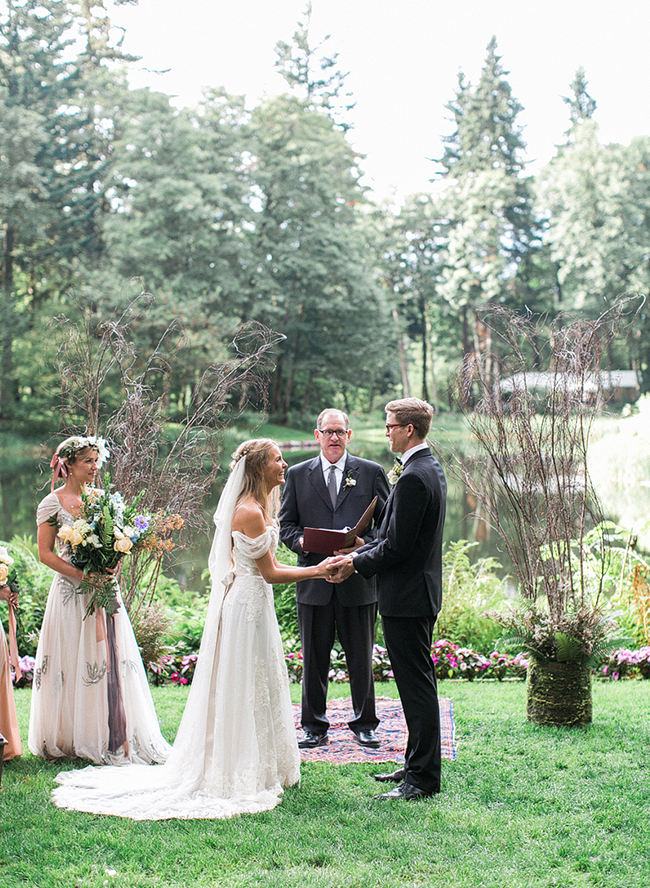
left=52, top=520, right=300, bottom=820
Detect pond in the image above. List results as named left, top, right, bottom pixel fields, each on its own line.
left=0, top=431, right=508, bottom=593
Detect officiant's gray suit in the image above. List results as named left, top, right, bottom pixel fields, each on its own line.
left=279, top=453, right=389, bottom=736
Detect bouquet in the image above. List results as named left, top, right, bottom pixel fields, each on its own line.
left=0, top=545, right=23, bottom=680
left=57, top=475, right=155, bottom=617
left=0, top=545, right=20, bottom=595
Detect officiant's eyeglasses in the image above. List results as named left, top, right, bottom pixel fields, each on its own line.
left=317, top=429, right=349, bottom=438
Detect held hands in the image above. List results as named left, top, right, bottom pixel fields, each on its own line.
left=326, top=555, right=356, bottom=584
left=313, top=557, right=340, bottom=579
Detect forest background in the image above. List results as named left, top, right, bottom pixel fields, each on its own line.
left=2, top=1, right=650, bottom=639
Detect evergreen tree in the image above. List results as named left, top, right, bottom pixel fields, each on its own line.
left=436, top=37, right=539, bottom=363
left=274, top=1, right=354, bottom=131
left=562, top=66, right=597, bottom=136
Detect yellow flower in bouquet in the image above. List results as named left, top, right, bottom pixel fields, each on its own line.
left=113, top=529, right=133, bottom=554
left=0, top=545, right=15, bottom=585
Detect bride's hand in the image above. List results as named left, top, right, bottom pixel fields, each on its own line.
left=314, top=557, right=337, bottom=577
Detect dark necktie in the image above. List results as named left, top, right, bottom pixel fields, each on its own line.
left=328, top=464, right=338, bottom=508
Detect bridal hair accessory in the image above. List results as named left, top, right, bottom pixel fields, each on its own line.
left=231, top=447, right=250, bottom=464
left=51, top=435, right=110, bottom=491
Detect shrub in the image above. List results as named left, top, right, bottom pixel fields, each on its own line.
left=150, top=652, right=199, bottom=686
left=1, top=536, right=53, bottom=656
left=273, top=544, right=300, bottom=647
left=436, top=540, right=508, bottom=654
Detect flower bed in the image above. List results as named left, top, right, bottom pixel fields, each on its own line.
left=599, top=646, right=650, bottom=681
left=12, top=641, right=650, bottom=688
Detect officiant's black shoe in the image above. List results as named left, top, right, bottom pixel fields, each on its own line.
left=373, top=767, right=406, bottom=783
left=354, top=729, right=381, bottom=748
left=298, top=731, right=329, bottom=749
left=374, top=781, right=436, bottom=801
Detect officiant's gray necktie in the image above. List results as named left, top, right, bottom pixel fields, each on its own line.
left=328, top=464, right=338, bottom=508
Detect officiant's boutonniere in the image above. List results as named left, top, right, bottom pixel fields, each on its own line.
left=387, top=459, right=404, bottom=486
left=343, top=470, right=356, bottom=489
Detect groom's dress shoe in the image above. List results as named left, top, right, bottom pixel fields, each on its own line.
left=374, top=781, right=436, bottom=801
left=374, top=767, right=406, bottom=783
left=354, top=730, right=381, bottom=748
left=298, top=731, right=329, bottom=749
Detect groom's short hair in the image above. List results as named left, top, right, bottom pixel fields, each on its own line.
left=385, top=398, right=434, bottom=440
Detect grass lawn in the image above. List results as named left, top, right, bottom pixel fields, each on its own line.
left=2, top=680, right=649, bottom=888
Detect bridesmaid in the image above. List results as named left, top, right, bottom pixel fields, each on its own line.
left=0, top=583, right=22, bottom=761
left=29, top=435, right=171, bottom=765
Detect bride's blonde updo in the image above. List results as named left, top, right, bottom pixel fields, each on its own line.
left=231, top=438, right=281, bottom=523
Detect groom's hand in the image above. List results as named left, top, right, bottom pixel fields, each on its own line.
left=334, top=536, right=365, bottom=555
left=326, top=555, right=356, bottom=583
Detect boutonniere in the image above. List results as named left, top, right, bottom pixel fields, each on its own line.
left=343, top=469, right=356, bottom=489
left=387, top=459, right=404, bottom=486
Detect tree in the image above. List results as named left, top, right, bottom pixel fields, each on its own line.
left=0, top=0, right=135, bottom=421
left=94, top=85, right=255, bottom=411
left=244, top=93, right=394, bottom=419
left=436, top=38, right=539, bottom=367
left=537, top=71, right=650, bottom=364
left=562, top=66, right=597, bottom=136
left=274, top=1, right=354, bottom=131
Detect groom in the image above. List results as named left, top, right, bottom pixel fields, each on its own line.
left=328, top=397, right=446, bottom=799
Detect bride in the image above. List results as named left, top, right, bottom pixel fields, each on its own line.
left=53, top=438, right=335, bottom=819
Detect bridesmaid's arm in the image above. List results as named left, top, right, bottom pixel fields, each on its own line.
left=37, top=522, right=84, bottom=582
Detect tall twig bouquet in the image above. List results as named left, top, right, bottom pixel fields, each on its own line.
left=56, top=475, right=156, bottom=617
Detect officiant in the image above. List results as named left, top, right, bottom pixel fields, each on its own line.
left=279, top=408, right=389, bottom=749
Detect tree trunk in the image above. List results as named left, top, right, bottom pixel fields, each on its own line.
left=1, top=224, right=15, bottom=421
left=392, top=308, right=410, bottom=397
left=526, top=655, right=592, bottom=727
left=420, top=297, right=429, bottom=402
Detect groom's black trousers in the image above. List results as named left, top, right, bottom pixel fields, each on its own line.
left=382, top=613, right=441, bottom=794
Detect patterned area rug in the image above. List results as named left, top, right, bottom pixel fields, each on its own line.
left=293, top=696, right=456, bottom=764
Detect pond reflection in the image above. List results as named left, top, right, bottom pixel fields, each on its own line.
left=0, top=434, right=510, bottom=593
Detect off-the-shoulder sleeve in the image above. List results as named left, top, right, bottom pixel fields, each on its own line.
left=232, top=527, right=275, bottom=560
left=36, top=492, right=61, bottom=526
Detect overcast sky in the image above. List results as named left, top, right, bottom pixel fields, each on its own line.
left=107, top=0, right=650, bottom=201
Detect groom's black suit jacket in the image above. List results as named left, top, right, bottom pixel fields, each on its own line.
left=353, top=448, right=446, bottom=617
left=279, top=454, right=389, bottom=606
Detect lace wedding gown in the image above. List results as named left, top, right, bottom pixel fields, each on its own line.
left=29, top=492, right=171, bottom=765
left=52, top=526, right=300, bottom=820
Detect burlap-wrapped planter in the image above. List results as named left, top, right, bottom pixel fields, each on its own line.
left=526, top=655, right=592, bottom=727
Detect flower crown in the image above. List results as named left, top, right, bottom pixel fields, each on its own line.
left=56, top=435, right=110, bottom=469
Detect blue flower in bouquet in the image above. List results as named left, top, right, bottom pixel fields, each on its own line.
left=135, top=515, right=150, bottom=532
